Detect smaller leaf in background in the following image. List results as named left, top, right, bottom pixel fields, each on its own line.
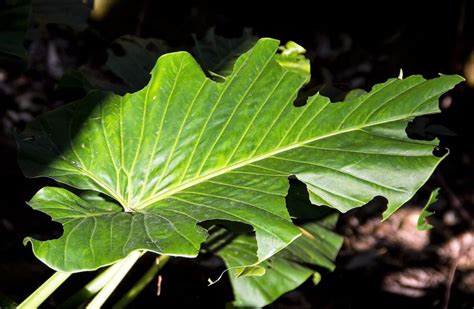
left=0, top=0, right=31, bottom=62
left=56, top=70, right=94, bottom=93
left=216, top=212, right=343, bottom=308
left=417, top=188, right=440, bottom=231
left=59, top=35, right=171, bottom=94
left=275, top=41, right=311, bottom=81
left=192, top=27, right=257, bottom=77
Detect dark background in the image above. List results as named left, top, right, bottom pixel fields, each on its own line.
left=1, top=0, right=473, bottom=308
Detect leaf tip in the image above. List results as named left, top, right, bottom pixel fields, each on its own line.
left=257, top=37, right=281, bottom=46
left=22, top=237, right=32, bottom=247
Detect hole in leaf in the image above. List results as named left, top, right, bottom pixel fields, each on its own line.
left=199, top=220, right=252, bottom=233
left=286, top=177, right=334, bottom=221
left=406, top=116, right=456, bottom=141
left=200, top=220, right=253, bottom=254
left=341, top=196, right=388, bottom=225
left=433, top=145, right=448, bottom=157
left=406, top=116, right=437, bottom=141
left=29, top=210, right=64, bottom=241
left=293, top=83, right=361, bottom=108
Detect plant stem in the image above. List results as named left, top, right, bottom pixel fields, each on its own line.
left=18, top=271, right=71, bottom=308
left=59, top=260, right=125, bottom=308
left=113, top=255, right=170, bottom=308
left=87, top=250, right=143, bottom=308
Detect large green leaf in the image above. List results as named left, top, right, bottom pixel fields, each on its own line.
left=215, top=213, right=342, bottom=307
left=18, top=38, right=462, bottom=272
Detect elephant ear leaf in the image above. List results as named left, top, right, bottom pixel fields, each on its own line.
left=17, top=38, right=463, bottom=272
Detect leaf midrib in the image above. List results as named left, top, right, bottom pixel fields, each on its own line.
left=134, top=105, right=439, bottom=210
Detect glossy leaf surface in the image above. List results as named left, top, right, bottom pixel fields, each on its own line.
left=18, top=38, right=462, bottom=272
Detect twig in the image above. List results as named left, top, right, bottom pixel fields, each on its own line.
left=443, top=257, right=459, bottom=309
left=113, top=255, right=170, bottom=308
left=442, top=233, right=470, bottom=309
